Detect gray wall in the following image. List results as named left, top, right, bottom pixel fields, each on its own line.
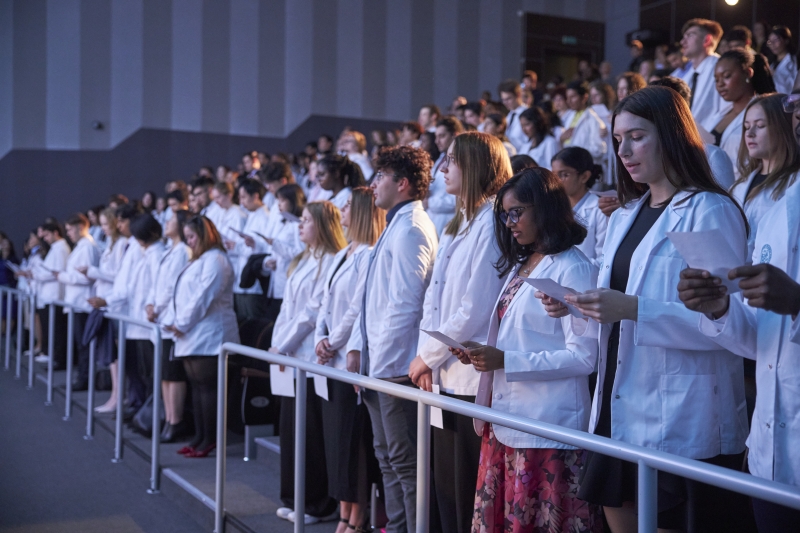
left=0, top=0, right=625, bottom=160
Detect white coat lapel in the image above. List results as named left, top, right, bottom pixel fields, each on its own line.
left=598, top=197, right=645, bottom=288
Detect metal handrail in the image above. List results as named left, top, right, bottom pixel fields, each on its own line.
left=216, top=342, right=800, bottom=533
left=0, top=287, right=26, bottom=379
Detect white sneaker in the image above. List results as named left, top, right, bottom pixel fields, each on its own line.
left=33, top=354, right=50, bottom=364
left=276, top=507, right=293, bottom=520
left=23, top=348, right=41, bottom=357
left=287, top=511, right=319, bottom=525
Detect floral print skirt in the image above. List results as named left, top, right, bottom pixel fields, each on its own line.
left=471, top=425, right=603, bottom=533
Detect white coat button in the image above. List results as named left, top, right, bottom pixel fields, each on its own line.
left=780, top=423, right=786, bottom=428
left=638, top=266, right=643, bottom=270
left=494, top=393, right=503, bottom=400
left=435, top=281, right=438, bottom=284
left=766, top=423, right=771, bottom=428
left=793, top=246, right=798, bottom=253
left=615, top=394, right=620, bottom=399
left=769, top=364, right=773, bottom=369
left=606, top=265, right=609, bottom=269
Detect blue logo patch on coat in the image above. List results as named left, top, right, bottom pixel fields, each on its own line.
left=760, top=244, right=772, bottom=264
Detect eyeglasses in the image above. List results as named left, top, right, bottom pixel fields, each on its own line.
left=499, top=205, right=532, bottom=225
left=373, top=171, right=398, bottom=183
left=783, top=94, right=800, bottom=113
left=441, top=154, right=456, bottom=169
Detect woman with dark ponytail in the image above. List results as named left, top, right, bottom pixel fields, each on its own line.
left=317, top=154, right=367, bottom=211
left=550, top=147, right=607, bottom=264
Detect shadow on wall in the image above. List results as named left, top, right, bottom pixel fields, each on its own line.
left=0, top=115, right=400, bottom=248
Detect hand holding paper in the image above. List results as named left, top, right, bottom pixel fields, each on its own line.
left=523, top=278, right=585, bottom=318
left=666, top=230, right=743, bottom=293
left=420, top=329, right=466, bottom=350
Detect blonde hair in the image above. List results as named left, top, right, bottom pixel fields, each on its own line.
left=346, top=187, right=386, bottom=246
left=735, top=94, right=800, bottom=202
left=444, top=132, right=512, bottom=236
left=100, top=207, right=121, bottom=247
left=347, top=130, right=368, bottom=153
left=288, top=201, right=347, bottom=277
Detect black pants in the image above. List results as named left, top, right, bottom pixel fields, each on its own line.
left=38, top=305, right=68, bottom=366
left=752, top=496, right=800, bottom=533
left=432, top=393, right=482, bottom=533
left=125, top=339, right=153, bottom=408
left=279, top=377, right=338, bottom=517
left=182, top=356, right=217, bottom=448
left=74, top=312, right=91, bottom=382
left=234, top=293, right=269, bottom=324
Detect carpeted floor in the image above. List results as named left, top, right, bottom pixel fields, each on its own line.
left=0, top=368, right=204, bottom=533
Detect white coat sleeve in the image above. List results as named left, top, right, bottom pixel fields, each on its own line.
left=154, top=250, right=188, bottom=315
left=635, top=201, right=749, bottom=351
left=174, top=254, right=226, bottom=334
left=697, top=296, right=758, bottom=359
left=313, top=290, right=330, bottom=347
left=276, top=259, right=330, bottom=355
left=327, top=251, right=369, bottom=350
left=368, top=226, right=436, bottom=365
left=418, top=227, right=505, bottom=370
left=58, top=245, right=96, bottom=286
left=587, top=117, right=607, bottom=161
left=504, top=261, right=599, bottom=381
left=346, top=312, right=363, bottom=354
left=593, top=208, right=608, bottom=264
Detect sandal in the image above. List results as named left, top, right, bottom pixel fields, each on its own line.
left=347, top=524, right=370, bottom=532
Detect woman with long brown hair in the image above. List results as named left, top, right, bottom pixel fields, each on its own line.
left=315, top=188, right=385, bottom=533
left=408, top=132, right=511, bottom=532
left=269, top=201, right=347, bottom=525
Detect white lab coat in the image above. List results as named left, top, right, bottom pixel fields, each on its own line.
left=772, top=54, right=799, bottom=95
left=172, top=248, right=239, bottom=356
left=561, top=107, right=607, bottom=163
left=427, top=154, right=456, bottom=236
left=314, top=244, right=371, bottom=370
left=731, top=169, right=799, bottom=259
left=87, top=236, right=128, bottom=300
left=705, top=143, right=736, bottom=191
left=697, top=180, right=800, bottom=485
left=329, top=188, right=352, bottom=211
left=123, top=241, right=165, bottom=340
left=57, top=236, right=100, bottom=313
left=588, top=190, right=749, bottom=459
left=347, top=151, right=374, bottom=182
left=212, top=204, right=247, bottom=241
left=573, top=192, right=608, bottom=265
left=264, top=217, right=304, bottom=300
left=348, top=201, right=438, bottom=378
left=231, top=206, right=273, bottom=295
left=104, top=240, right=143, bottom=322
left=32, top=239, right=70, bottom=308
left=272, top=252, right=335, bottom=363
left=700, top=104, right=746, bottom=182
left=505, top=105, right=530, bottom=152
left=145, top=240, right=191, bottom=341
left=417, top=202, right=505, bottom=395
left=201, top=201, right=224, bottom=230
left=520, top=135, right=561, bottom=170
left=474, top=247, right=598, bottom=449
left=682, top=54, right=723, bottom=121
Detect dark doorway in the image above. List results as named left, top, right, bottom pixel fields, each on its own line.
left=524, top=13, right=605, bottom=84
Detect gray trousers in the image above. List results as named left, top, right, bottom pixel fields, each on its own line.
left=363, top=384, right=418, bottom=533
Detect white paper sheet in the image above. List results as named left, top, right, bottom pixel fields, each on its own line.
left=590, top=189, right=618, bottom=198
left=420, top=329, right=466, bottom=350
left=269, top=364, right=295, bottom=397
left=5, top=261, right=21, bottom=274
left=666, top=230, right=742, bottom=293
left=430, top=384, right=444, bottom=429
left=230, top=228, right=254, bottom=240
left=281, top=212, right=300, bottom=223
left=522, top=278, right=585, bottom=318
left=312, top=372, right=329, bottom=401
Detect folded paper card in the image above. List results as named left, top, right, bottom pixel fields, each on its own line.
left=269, top=364, right=295, bottom=397
left=666, top=229, right=742, bottom=294
left=420, top=329, right=466, bottom=350
left=430, top=384, right=444, bottom=429
left=522, top=277, right=585, bottom=318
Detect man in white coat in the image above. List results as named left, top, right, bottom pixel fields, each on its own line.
left=560, top=80, right=607, bottom=164
left=678, top=179, right=800, bottom=531
left=676, top=18, right=724, bottom=122
left=498, top=79, right=529, bottom=152
left=347, top=146, right=438, bottom=533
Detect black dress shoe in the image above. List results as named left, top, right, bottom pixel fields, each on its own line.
left=161, top=420, right=190, bottom=443
left=71, top=380, right=88, bottom=391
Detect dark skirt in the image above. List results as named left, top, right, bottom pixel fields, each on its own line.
left=320, top=377, right=379, bottom=503
left=161, top=338, right=187, bottom=382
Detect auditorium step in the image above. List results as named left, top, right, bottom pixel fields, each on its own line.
left=15, top=362, right=334, bottom=533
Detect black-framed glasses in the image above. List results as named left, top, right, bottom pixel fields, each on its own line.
left=441, top=154, right=456, bottom=169
left=499, top=205, right=532, bottom=225
left=783, top=94, right=800, bottom=113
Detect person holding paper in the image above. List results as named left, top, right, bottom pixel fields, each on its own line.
left=517, top=106, right=560, bottom=171
left=269, top=201, right=345, bottom=524
left=261, top=184, right=306, bottom=321
left=347, top=146, right=438, bottom=533
left=209, top=181, right=247, bottom=240
left=145, top=210, right=191, bottom=442
left=551, top=147, right=607, bottom=265
left=451, top=167, right=601, bottom=533
left=229, top=179, right=274, bottom=325
left=314, top=188, right=385, bottom=533
left=549, top=87, right=752, bottom=532
left=676, top=178, right=800, bottom=533
left=731, top=94, right=800, bottom=259
left=167, top=216, right=239, bottom=459
left=29, top=222, right=70, bottom=369
left=408, top=132, right=510, bottom=532
left=55, top=214, right=100, bottom=391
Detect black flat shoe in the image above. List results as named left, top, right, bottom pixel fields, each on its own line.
left=71, top=380, right=88, bottom=392
left=161, top=420, right=190, bottom=443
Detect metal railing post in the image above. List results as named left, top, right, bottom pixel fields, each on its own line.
left=22, top=295, right=34, bottom=379
left=4, top=289, right=12, bottom=370
left=638, top=460, right=658, bottom=532
left=148, top=331, right=163, bottom=494
left=294, top=369, right=307, bottom=533
left=113, top=321, right=126, bottom=462
left=84, top=338, right=96, bottom=439
left=62, top=307, right=74, bottom=415
left=416, top=401, right=431, bottom=533
left=35, top=302, right=54, bottom=390
left=16, top=294, right=23, bottom=377
left=214, top=349, right=229, bottom=533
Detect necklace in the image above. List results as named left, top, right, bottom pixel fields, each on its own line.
left=519, top=253, right=544, bottom=276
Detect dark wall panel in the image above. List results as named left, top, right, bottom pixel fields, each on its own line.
left=12, top=0, right=46, bottom=148
left=142, top=0, right=172, bottom=129
left=201, top=0, right=230, bottom=132
left=362, top=0, right=387, bottom=118
left=79, top=0, right=112, bottom=149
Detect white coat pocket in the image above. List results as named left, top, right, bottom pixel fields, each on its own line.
left=512, top=310, right=557, bottom=335
left=660, top=373, right=720, bottom=453
left=642, top=255, right=684, bottom=302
